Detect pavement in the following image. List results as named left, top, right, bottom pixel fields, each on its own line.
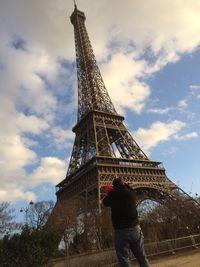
left=51, top=247, right=200, bottom=267
left=149, top=248, right=200, bottom=267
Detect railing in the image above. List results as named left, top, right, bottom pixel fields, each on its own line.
left=50, top=234, right=200, bottom=267
left=144, top=234, right=200, bottom=256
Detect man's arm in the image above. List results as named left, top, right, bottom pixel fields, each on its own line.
left=103, top=192, right=113, bottom=207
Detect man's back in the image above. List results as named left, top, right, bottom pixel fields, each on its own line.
left=103, top=184, right=138, bottom=229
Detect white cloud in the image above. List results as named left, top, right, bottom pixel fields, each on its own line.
left=0, top=154, right=67, bottom=202
left=99, top=1, right=200, bottom=59
left=28, top=157, right=67, bottom=187
left=0, top=189, right=36, bottom=203
left=189, top=85, right=200, bottom=90
left=101, top=52, right=150, bottom=113
left=189, top=85, right=200, bottom=99
left=0, top=47, right=58, bottom=120
left=51, top=126, right=74, bottom=149
left=132, top=120, right=185, bottom=152
left=148, top=107, right=171, bottom=114
left=0, top=99, right=37, bottom=172
left=174, top=131, right=198, bottom=141
left=0, top=135, right=37, bottom=171
left=21, top=137, right=39, bottom=148
left=0, top=95, right=52, bottom=202
left=16, top=113, right=49, bottom=134
left=163, top=146, right=178, bottom=156
left=0, top=4, right=66, bottom=202
left=0, top=1, right=75, bottom=60
left=178, top=99, right=188, bottom=109
left=0, top=95, right=49, bottom=170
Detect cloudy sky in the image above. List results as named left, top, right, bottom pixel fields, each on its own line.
left=1, top=0, right=200, bottom=211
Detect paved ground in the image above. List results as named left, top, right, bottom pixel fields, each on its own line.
left=149, top=249, right=200, bottom=267
left=52, top=248, right=200, bottom=266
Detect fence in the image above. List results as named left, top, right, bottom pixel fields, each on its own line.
left=145, top=234, right=200, bottom=256
left=50, top=234, right=200, bottom=267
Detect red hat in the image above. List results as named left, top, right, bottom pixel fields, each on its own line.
left=105, top=184, right=114, bottom=193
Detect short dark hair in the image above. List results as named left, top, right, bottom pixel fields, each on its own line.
left=113, top=177, right=124, bottom=188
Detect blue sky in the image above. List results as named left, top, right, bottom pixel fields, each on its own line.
left=0, top=0, right=200, bottom=214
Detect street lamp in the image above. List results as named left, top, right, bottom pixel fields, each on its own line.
left=20, top=201, right=34, bottom=225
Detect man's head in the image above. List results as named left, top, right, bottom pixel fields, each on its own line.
left=112, top=177, right=124, bottom=189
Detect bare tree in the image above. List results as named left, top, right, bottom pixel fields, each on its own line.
left=0, top=202, right=18, bottom=235
left=139, top=195, right=200, bottom=242
left=82, top=208, right=113, bottom=250
left=26, top=200, right=54, bottom=230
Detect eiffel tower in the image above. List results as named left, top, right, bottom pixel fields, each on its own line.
left=48, top=4, right=200, bottom=231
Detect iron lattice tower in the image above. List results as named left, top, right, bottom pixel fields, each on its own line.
left=49, top=5, right=200, bottom=231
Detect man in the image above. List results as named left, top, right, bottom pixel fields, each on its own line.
left=103, top=178, right=150, bottom=267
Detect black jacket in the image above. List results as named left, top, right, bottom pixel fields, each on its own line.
left=103, top=184, right=139, bottom=229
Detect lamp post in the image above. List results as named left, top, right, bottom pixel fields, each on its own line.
left=63, top=229, right=71, bottom=267
left=20, top=201, right=34, bottom=225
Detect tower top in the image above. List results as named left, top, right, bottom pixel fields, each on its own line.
left=70, top=2, right=86, bottom=24
left=70, top=4, right=116, bottom=121
left=73, top=0, right=77, bottom=9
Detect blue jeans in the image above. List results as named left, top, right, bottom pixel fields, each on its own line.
left=114, top=225, right=150, bottom=267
